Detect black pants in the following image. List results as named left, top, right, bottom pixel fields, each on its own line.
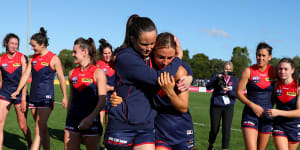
left=208, top=105, right=234, bottom=149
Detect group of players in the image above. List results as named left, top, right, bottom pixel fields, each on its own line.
left=0, top=13, right=299, bottom=150
left=237, top=43, right=300, bottom=150
left=0, top=14, right=195, bottom=150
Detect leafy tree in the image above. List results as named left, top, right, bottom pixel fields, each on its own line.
left=182, top=49, right=191, bottom=64
left=0, top=51, right=5, bottom=56
left=269, top=57, right=280, bottom=67
left=293, top=56, right=300, bottom=74
left=58, top=49, right=76, bottom=76
left=231, top=46, right=251, bottom=78
left=209, top=58, right=225, bottom=76
left=190, top=53, right=210, bottom=79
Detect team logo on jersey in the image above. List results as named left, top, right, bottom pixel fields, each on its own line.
left=276, top=89, right=282, bottom=96
left=13, top=63, right=21, bottom=67
left=82, top=78, right=93, bottom=83
left=186, top=130, right=193, bottom=135
left=252, top=76, right=260, bottom=83
left=103, top=68, right=107, bottom=74
left=72, top=76, right=78, bottom=84
left=41, top=62, right=49, bottom=66
left=287, top=92, right=296, bottom=96
left=45, top=95, right=52, bottom=99
left=1, top=64, right=8, bottom=69
left=32, top=60, right=37, bottom=66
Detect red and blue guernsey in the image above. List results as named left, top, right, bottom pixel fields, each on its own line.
left=242, top=65, right=274, bottom=132
left=153, top=64, right=194, bottom=149
left=246, top=65, right=274, bottom=107
left=97, top=60, right=115, bottom=111
left=0, top=51, right=24, bottom=103
left=273, top=80, right=300, bottom=142
left=65, top=65, right=102, bottom=135
left=106, top=47, right=181, bottom=131
left=97, top=60, right=115, bottom=86
left=29, top=51, right=56, bottom=108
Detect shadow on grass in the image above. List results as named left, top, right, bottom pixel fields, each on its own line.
left=3, top=130, right=27, bottom=149
left=49, top=128, right=64, bottom=142
left=48, top=128, right=107, bottom=150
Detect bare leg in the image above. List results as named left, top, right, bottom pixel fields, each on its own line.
left=14, top=104, right=32, bottom=148
left=273, top=136, right=288, bottom=150
left=0, top=101, right=10, bottom=150
left=83, top=135, right=100, bottom=150
left=30, top=108, right=52, bottom=150
left=257, top=133, right=271, bottom=150
left=134, top=144, right=155, bottom=150
left=64, top=131, right=81, bottom=150
left=242, top=128, right=258, bottom=150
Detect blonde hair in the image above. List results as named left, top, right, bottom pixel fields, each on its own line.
left=224, top=61, right=233, bottom=71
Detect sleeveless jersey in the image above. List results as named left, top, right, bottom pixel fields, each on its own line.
left=30, top=51, right=56, bottom=102
left=154, top=62, right=194, bottom=145
left=0, top=52, right=24, bottom=99
left=97, top=60, right=115, bottom=84
left=67, top=65, right=99, bottom=122
left=274, top=80, right=300, bottom=124
left=246, top=65, right=274, bottom=107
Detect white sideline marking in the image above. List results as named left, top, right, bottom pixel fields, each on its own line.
left=54, top=102, right=242, bottom=132
left=193, top=122, right=241, bottom=132
left=54, top=101, right=62, bottom=104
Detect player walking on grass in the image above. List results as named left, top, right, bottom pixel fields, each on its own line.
left=64, top=37, right=107, bottom=150
left=266, top=58, right=300, bottom=150
left=237, top=42, right=275, bottom=150
left=0, top=33, right=32, bottom=150
left=11, top=27, right=68, bottom=150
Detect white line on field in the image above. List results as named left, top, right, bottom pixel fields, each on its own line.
left=54, top=101, right=242, bottom=132
left=193, top=122, right=241, bottom=132
left=54, top=101, right=62, bottom=104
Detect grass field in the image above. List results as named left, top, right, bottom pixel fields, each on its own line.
left=3, top=86, right=279, bottom=150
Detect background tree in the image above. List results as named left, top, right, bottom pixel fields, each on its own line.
left=58, top=49, right=76, bottom=76
left=209, top=58, right=224, bottom=77
left=269, top=57, right=280, bottom=67
left=182, top=49, right=191, bottom=64
left=231, top=46, right=251, bottom=78
left=190, top=53, right=210, bottom=79
left=293, top=56, right=300, bottom=74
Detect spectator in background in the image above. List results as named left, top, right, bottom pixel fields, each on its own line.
left=206, top=61, right=238, bottom=150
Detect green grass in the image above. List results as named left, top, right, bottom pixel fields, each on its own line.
left=3, top=87, right=278, bottom=150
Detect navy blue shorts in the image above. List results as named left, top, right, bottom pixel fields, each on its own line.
left=155, top=138, right=194, bottom=150
left=273, top=122, right=300, bottom=143
left=28, top=99, right=54, bottom=109
left=104, top=129, right=155, bottom=148
left=65, top=117, right=102, bottom=136
left=241, top=106, right=273, bottom=133
left=0, top=93, right=21, bottom=104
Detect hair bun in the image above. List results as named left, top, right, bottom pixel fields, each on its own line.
left=40, top=27, right=47, bottom=35
left=99, top=38, right=107, bottom=45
